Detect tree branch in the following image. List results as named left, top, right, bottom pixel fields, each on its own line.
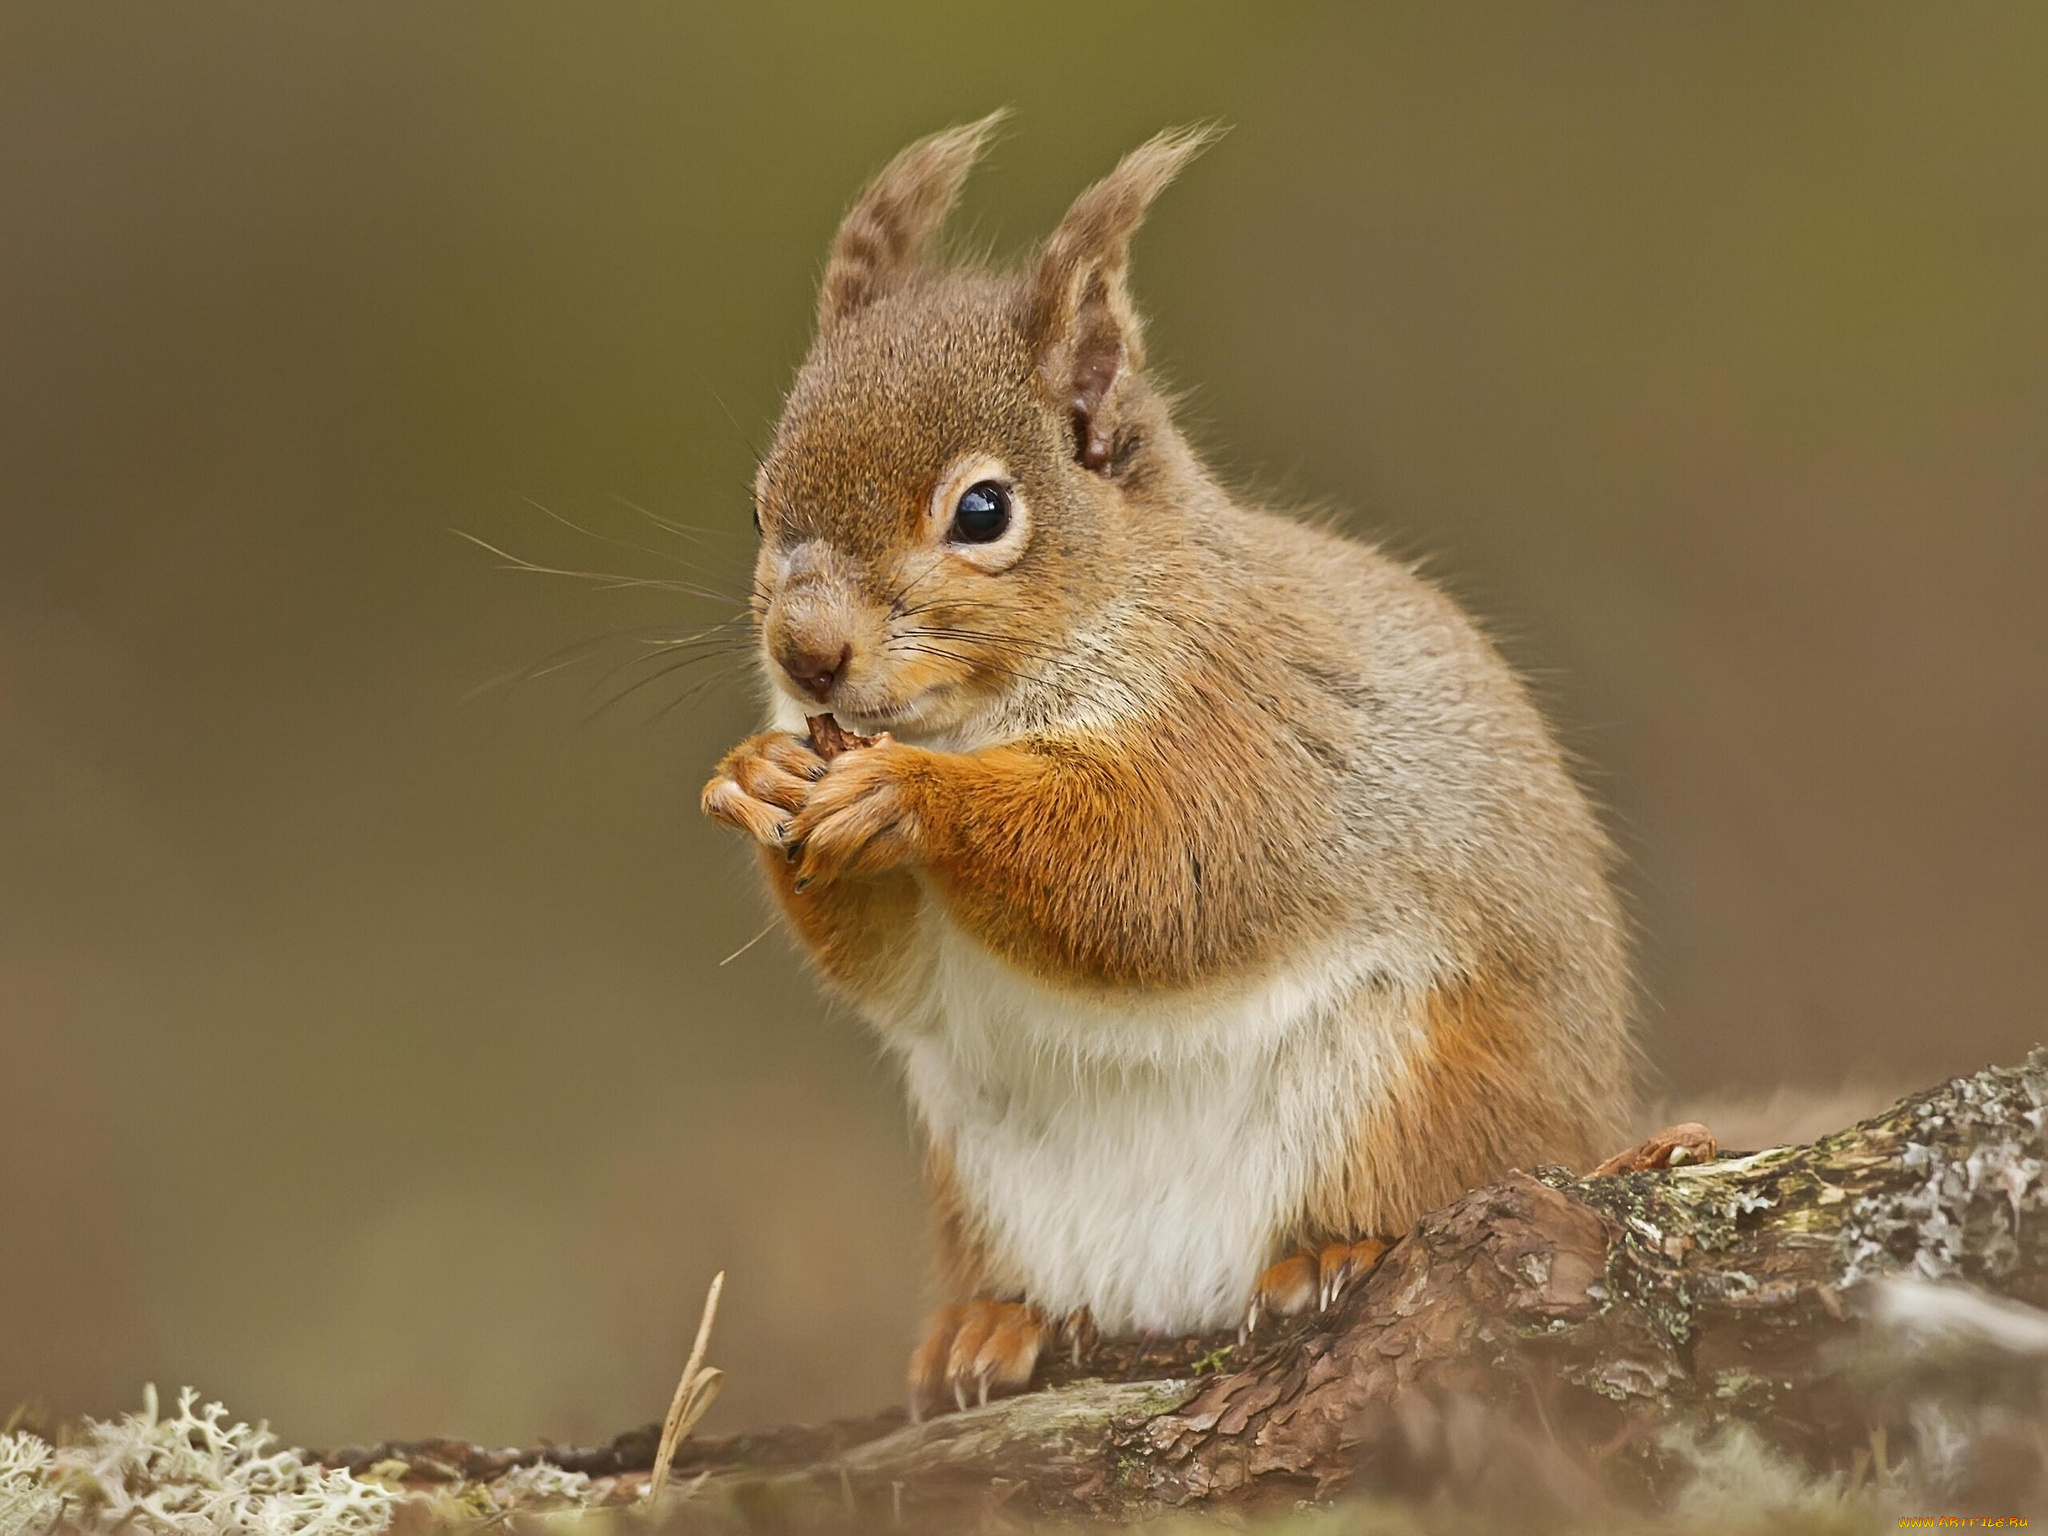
left=325, top=1050, right=2048, bottom=1524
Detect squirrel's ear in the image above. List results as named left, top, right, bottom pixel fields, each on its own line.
left=1027, top=125, right=1219, bottom=473
left=817, top=111, right=1007, bottom=331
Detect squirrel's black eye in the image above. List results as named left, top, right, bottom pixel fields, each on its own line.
left=951, top=481, right=1010, bottom=544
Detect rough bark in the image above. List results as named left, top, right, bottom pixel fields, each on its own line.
left=325, top=1050, right=2048, bottom=1525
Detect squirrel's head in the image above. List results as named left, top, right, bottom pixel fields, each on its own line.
left=750, top=114, right=1214, bottom=738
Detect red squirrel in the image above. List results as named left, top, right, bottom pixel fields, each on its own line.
left=703, top=117, right=1641, bottom=1419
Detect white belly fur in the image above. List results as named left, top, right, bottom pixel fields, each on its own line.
left=882, top=907, right=1430, bottom=1336
left=765, top=696, right=1436, bottom=1332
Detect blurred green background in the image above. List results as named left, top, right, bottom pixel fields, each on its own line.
left=3, top=2, right=2044, bottom=1450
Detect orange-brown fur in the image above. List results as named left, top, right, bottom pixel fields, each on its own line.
left=787, top=695, right=1329, bottom=992
left=1304, top=971, right=1619, bottom=1245
left=921, top=1137, right=997, bottom=1304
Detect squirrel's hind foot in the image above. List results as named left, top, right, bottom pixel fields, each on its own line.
left=907, top=1300, right=1048, bottom=1422
left=1242, top=1237, right=1390, bottom=1340
left=1590, top=1122, right=1718, bottom=1177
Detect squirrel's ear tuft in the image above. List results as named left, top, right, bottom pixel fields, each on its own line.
left=818, top=111, right=1007, bottom=331
left=1028, top=125, right=1221, bottom=473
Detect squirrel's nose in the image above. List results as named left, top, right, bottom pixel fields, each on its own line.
left=779, top=641, right=851, bottom=702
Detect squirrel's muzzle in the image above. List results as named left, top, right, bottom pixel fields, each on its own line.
left=764, top=540, right=863, bottom=705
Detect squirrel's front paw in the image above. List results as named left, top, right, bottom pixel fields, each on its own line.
left=786, top=743, right=922, bottom=889
left=1243, top=1237, right=1390, bottom=1337
left=908, top=1300, right=1047, bottom=1420
left=701, top=731, right=828, bottom=849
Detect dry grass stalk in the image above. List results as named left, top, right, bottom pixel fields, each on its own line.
left=645, top=1270, right=725, bottom=1507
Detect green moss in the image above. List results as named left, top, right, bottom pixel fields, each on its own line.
left=1189, top=1347, right=1236, bottom=1377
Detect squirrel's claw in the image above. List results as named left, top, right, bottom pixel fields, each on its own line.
left=1590, top=1123, right=1719, bottom=1177
left=1244, top=1251, right=1316, bottom=1340
left=703, top=731, right=829, bottom=851
left=1061, top=1306, right=1097, bottom=1367
left=786, top=745, right=920, bottom=888
left=909, top=1300, right=1046, bottom=1422
left=1318, top=1236, right=1387, bottom=1309
left=1245, top=1238, right=1392, bottom=1339
left=701, top=775, right=789, bottom=848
